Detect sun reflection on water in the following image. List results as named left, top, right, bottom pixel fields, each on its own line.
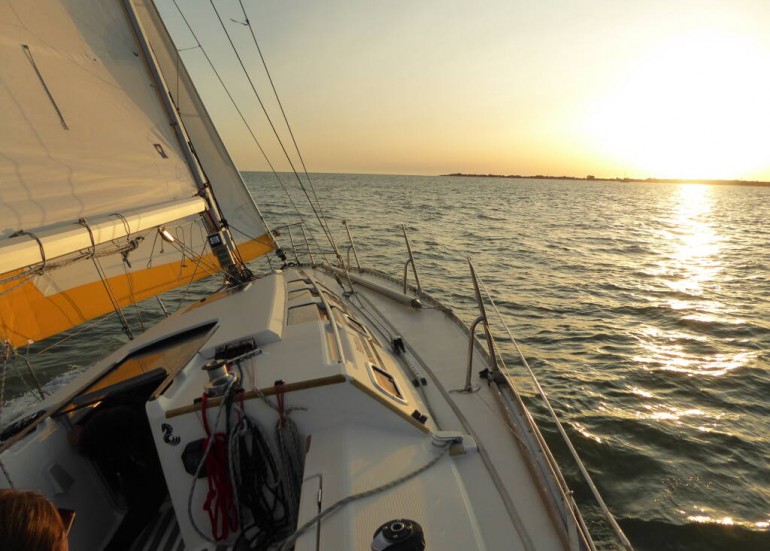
left=685, top=509, right=770, bottom=531
left=663, top=184, right=722, bottom=295
left=633, top=184, right=754, bottom=377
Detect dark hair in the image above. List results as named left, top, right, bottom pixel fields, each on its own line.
left=0, top=489, right=68, bottom=551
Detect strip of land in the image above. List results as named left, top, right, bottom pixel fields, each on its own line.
left=442, top=173, right=770, bottom=187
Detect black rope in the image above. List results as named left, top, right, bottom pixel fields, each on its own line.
left=230, top=414, right=293, bottom=550
left=121, top=259, right=144, bottom=332
left=78, top=218, right=97, bottom=258
left=16, top=351, right=46, bottom=400
left=172, top=230, right=226, bottom=311
left=91, top=256, right=133, bottom=340
left=78, top=216, right=137, bottom=339
left=112, top=212, right=133, bottom=248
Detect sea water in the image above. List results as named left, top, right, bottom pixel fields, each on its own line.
left=4, top=173, right=769, bottom=550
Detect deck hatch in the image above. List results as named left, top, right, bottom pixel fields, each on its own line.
left=369, top=363, right=405, bottom=403
left=57, top=323, right=215, bottom=413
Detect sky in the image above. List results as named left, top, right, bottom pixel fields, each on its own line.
left=157, top=0, right=770, bottom=181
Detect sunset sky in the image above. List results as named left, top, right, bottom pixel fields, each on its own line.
left=158, top=0, right=770, bottom=181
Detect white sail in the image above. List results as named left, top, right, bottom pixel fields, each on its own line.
left=0, top=0, right=273, bottom=348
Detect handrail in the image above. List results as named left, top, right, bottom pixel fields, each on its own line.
left=471, top=268, right=634, bottom=551
left=298, top=223, right=315, bottom=265
left=285, top=226, right=301, bottom=265
left=272, top=222, right=316, bottom=265
left=467, top=260, right=498, bottom=374
left=463, top=316, right=485, bottom=392
left=304, top=272, right=346, bottom=365
left=401, top=225, right=422, bottom=293
left=342, top=220, right=361, bottom=270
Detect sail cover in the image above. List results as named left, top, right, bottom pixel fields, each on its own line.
left=0, top=0, right=274, bottom=348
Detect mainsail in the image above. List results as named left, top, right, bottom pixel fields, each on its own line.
left=0, top=0, right=275, bottom=348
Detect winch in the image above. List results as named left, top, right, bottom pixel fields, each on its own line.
left=371, top=519, right=425, bottom=551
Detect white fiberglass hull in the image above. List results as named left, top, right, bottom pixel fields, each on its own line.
left=0, top=265, right=591, bottom=550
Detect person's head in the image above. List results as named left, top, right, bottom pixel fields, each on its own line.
left=0, top=489, right=69, bottom=551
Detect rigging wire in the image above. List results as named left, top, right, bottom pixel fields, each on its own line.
left=173, top=235, right=223, bottom=311
left=169, top=0, right=329, bottom=265
left=205, top=0, right=342, bottom=263
left=235, top=0, right=335, bottom=243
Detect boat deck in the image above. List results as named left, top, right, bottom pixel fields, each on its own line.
left=306, top=267, right=568, bottom=551
left=2, top=266, right=582, bottom=550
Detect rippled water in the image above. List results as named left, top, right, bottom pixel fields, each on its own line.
left=252, top=173, right=770, bottom=550
left=4, top=173, right=769, bottom=550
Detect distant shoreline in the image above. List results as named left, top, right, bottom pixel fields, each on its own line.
left=441, top=173, right=770, bottom=187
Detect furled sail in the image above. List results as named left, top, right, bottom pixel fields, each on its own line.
left=0, top=0, right=274, bottom=348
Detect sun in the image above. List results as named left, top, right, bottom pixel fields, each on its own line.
left=584, top=30, right=770, bottom=180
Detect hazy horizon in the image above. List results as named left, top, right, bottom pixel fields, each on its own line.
left=158, top=0, right=770, bottom=182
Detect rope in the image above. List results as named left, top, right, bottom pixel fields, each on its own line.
left=171, top=0, right=332, bottom=266
left=121, top=260, right=144, bottom=332
left=229, top=412, right=292, bottom=549
left=173, top=238, right=222, bottom=312
left=146, top=229, right=160, bottom=269
left=187, top=378, right=236, bottom=543
left=33, top=314, right=113, bottom=357
left=0, top=345, right=46, bottom=403
left=275, top=409, right=303, bottom=530
left=78, top=218, right=97, bottom=258
left=91, top=256, right=133, bottom=340
left=277, top=443, right=451, bottom=551
left=9, top=230, right=46, bottom=274
left=271, top=381, right=304, bottom=531
left=200, top=392, right=239, bottom=541
left=16, top=351, right=46, bottom=401
left=95, top=214, right=144, bottom=332
left=0, top=341, right=10, bottom=422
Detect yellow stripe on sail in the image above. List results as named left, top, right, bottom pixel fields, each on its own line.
left=0, top=234, right=274, bottom=349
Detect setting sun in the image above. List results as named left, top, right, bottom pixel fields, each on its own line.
left=585, top=30, right=770, bottom=180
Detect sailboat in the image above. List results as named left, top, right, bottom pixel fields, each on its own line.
left=0, top=1, right=633, bottom=550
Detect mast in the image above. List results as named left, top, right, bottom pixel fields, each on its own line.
left=123, top=0, right=250, bottom=283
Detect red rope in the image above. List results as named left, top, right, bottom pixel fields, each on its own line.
left=200, top=392, right=238, bottom=541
